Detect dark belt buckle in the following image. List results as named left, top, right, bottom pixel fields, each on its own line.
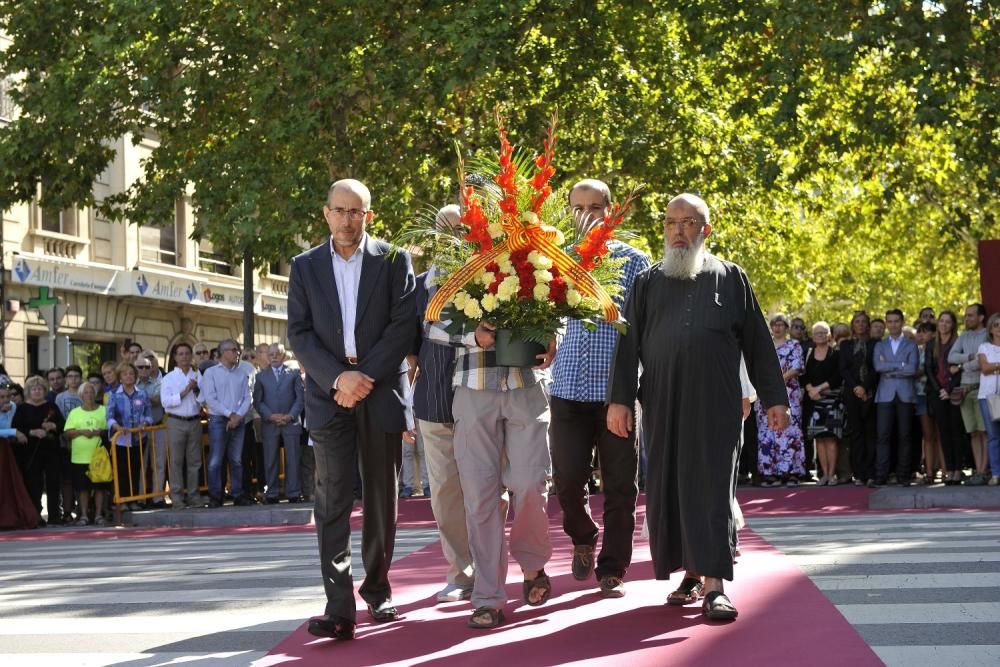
left=346, top=356, right=359, bottom=366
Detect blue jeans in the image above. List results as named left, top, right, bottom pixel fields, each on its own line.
left=979, top=399, right=1000, bottom=477
left=208, top=415, right=246, bottom=500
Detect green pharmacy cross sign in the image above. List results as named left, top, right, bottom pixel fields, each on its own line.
left=27, top=287, right=59, bottom=310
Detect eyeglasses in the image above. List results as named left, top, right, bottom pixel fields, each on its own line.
left=329, top=207, right=368, bottom=220
left=195, top=350, right=209, bottom=355
left=664, top=217, right=702, bottom=232
left=221, top=347, right=239, bottom=354
left=136, top=365, right=151, bottom=369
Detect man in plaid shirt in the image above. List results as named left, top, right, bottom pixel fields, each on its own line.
left=550, top=179, right=651, bottom=599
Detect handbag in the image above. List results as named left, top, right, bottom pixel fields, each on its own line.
left=87, top=445, right=114, bottom=483
left=949, top=386, right=968, bottom=406
left=987, top=385, right=1000, bottom=422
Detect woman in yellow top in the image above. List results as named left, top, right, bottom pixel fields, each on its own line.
left=64, top=382, right=108, bottom=526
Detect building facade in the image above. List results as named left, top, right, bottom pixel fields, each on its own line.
left=1, top=36, right=291, bottom=380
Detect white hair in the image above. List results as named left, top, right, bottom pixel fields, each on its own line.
left=660, top=231, right=707, bottom=280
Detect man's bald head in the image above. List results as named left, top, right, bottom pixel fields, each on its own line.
left=327, top=179, right=372, bottom=209
left=667, top=193, right=710, bottom=226
left=568, top=179, right=612, bottom=206
left=435, top=204, right=463, bottom=237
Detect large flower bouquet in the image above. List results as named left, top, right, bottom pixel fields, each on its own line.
left=418, top=109, right=640, bottom=347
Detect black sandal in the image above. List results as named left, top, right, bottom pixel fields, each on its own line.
left=667, top=576, right=704, bottom=606
left=467, top=606, right=504, bottom=629
left=702, top=590, right=738, bottom=620
left=522, top=570, right=552, bottom=606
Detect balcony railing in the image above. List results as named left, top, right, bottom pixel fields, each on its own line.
left=29, top=229, right=88, bottom=259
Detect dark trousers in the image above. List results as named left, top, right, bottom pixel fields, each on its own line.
left=114, top=444, right=142, bottom=500
left=14, top=439, right=61, bottom=519
left=242, top=424, right=265, bottom=497
left=876, top=398, right=914, bottom=482
left=845, top=392, right=877, bottom=482
left=311, top=403, right=401, bottom=622
left=933, top=397, right=967, bottom=472
left=550, top=397, right=638, bottom=579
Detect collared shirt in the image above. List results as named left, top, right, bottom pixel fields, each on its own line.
left=0, top=403, right=16, bottom=435
left=201, top=362, right=252, bottom=418
left=420, top=282, right=545, bottom=392
left=136, top=376, right=164, bottom=423
left=889, top=334, right=903, bottom=356
left=106, top=385, right=153, bottom=447
left=550, top=241, right=650, bottom=402
left=330, top=234, right=366, bottom=358
left=161, top=366, right=204, bottom=417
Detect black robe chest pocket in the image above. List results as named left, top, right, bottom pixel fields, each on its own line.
left=700, top=296, right=731, bottom=333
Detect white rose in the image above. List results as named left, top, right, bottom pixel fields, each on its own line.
left=533, top=283, right=550, bottom=300
left=463, top=299, right=483, bottom=320
left=566, top=289, right=582, bottom=307
left=453, top=291, right=468, bottom=309
left=488, top=222, right=504, bottom=239
left=481, top=293, right=498, bottom=312
left=534, top=269, right=553, bottom=283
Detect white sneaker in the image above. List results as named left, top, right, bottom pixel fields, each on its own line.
left=435, top=583, right=473, bottom=603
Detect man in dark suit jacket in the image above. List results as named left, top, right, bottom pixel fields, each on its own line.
left=287, top=178, right=416, bottom=641
left=253, top=342, right=305, bottom=503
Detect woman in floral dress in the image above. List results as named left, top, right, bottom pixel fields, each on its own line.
left=757, top=314, right=806, bottom=486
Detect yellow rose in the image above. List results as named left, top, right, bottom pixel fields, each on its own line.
left=481, top=293, right=498, bottom=312
left=488, top=222, right=504, bottom=239
left=534, top=269, right=553, bottom=283
left=533, top=283, right=550, bottom=300
left=566, top=289, right=582, bottom=307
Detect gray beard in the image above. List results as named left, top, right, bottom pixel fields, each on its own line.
left=660, top=233, right=707, bottom=280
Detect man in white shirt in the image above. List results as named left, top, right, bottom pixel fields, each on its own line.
left=161, top=342, right=206, bottom=509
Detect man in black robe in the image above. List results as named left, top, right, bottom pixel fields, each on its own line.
left=607, top=193, right=789, bottom=621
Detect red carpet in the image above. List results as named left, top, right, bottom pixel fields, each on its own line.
left=262, top=495, right=882, bottom=667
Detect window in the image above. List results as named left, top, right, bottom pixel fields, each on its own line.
left=198, top=238, right=231, bottom=276
left=37, top=177, right=77, bottom=236
left=140, top=224, right=177, bottom=265
left=40, top=207, right=65, bottom=233
left=0, top=76, right=16, bottom=121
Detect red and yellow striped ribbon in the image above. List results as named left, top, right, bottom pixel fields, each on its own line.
left=425, top=216, right=619, bottom=323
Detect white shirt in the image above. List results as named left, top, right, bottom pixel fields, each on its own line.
left=977, top=342, right=1000, bottom=399
left=889, top=334, right=903, bottom=356
left=330, top=235, right=365, bottom=357
left=161, top=366, right=204, bottom=417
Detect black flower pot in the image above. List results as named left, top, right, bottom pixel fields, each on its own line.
left=495, top=329, right=546, bottom=368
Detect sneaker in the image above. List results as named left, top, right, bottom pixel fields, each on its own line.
left=967, top=474, right=987, bottom=486
left=599, top=576, right=625, bottom=598
left=989, top=476, right=999, bottom=487
left=435, top=583, right=473, bottom=603
left=571, top=545, right=595, bottom=581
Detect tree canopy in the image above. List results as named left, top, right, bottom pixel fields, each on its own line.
left=1, top=0, right=995, bottom=323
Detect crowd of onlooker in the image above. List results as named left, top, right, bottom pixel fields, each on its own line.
left=0, top=339, right=321, bottom=529
left=738, top=304, right=1000, bottom=490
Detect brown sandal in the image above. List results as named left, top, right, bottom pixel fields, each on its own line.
left=522, top=570, right=552, bottom=606
left=467, top=606, right=504, bottom=629
left=667, top=576, right=704, bottom=606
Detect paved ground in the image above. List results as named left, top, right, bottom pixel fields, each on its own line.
left=0, top=527, right=439, bottom=666
left=2, top=507, right=997, bottom=666
left=750, top=510, right=1000, bottom=666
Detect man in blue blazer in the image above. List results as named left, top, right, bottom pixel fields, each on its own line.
left=872, top=309, right=919, bottom=486
left=287, top=178, right=416, bottom=640
left=253, top=342, right=305, bottom=503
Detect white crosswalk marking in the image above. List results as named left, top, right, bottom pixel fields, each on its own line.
left=751, top=511, right=1000, bottom=667
left=0, top=528, right=438, bottom=666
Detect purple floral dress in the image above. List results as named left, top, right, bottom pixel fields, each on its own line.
left=757, top=338, right=805, bottom=477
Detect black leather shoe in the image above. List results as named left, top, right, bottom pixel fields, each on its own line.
left=234, top=495, right=253, bottom=506
left=307, top=615, right=355, bottom=640
left=264, top=497, right=280, bottom=505
left=367, top=600, right=399, bottom=622
left=207, top=498, right=222, bottom=508
left=288, top=495, right=307, bottom=503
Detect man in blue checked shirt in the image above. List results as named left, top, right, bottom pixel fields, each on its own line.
left=550, top=179, right=651, bottom=599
